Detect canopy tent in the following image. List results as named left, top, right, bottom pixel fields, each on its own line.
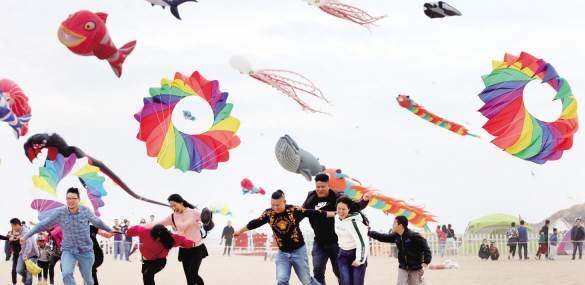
left=465, top=213, right=532, bottom=235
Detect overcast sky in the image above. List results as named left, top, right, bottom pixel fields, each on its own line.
left=1, top=0, right=584, bottom=236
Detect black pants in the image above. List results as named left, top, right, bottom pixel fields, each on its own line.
left=223, top=240, right=232, bottom=256
left=312, top=242, right=340, bottom=285
left=573, top=241, right=583, bottom=259
left=142, top=258, right=167, bottom=285
left=37, top=260, right=50, bottom=280
left=11, top=252, right=18, bottom=284
left=93, top=249, right=104, bottom=285
left=48, top=255, right=60, bottom=284
left=508, top=243, right=517, bottom=257
left=518, top=243, right=528, bottom=259
left=178, top=244, right=208, bottom=285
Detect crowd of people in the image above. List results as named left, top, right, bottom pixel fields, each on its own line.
left=2, top=173, right=434, bottom=285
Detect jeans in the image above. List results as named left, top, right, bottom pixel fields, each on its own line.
left=311, top=243, right=339, bottom=285
left=113, top=241, right=123, bottom=260
left=142, top=258, right=167, bottom=285
left=518, top=242, right=528, bottom=259
left=438, top=240, right=446, bottom=257
left=337, top=249, right=366, bottom=285
left=61, top=250, right=95, bottom=285
left=16, top=256, right=38, bottom=285
left=573, top=241, right=583, bottom=259
left=124, top=241, right=133, bottom=261
left=275, top=245, right=320, bottom=285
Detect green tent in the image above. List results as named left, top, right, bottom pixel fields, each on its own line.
left=465, top=213, right=532, bottom=235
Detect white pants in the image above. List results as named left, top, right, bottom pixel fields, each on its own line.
left=549, top=245, right=557, bottom=259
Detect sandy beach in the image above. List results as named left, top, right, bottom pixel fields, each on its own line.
left=2, top=246, right=584, bottom=285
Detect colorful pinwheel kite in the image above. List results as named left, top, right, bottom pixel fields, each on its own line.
left=75, top=165, right=108, bottom=216
left=324, top=168, right=436, bottom=230
left=32, top=153, right=77, bottom=196
left=478, top=52, right=578, bottom=164
left=396, top=95, right=479, bottom=138
left=0, top=79, right=31, bottom=138
left=135, top=71, right=240, bottom=172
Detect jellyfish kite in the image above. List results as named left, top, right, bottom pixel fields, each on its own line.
left=303, top=0, right=385, bottom=28
left=230, top=56, right=329, bottom=113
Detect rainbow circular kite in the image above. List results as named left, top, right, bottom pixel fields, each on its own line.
left=478, top=52, right=578, bottom=164
left=134, top=71, right=241, bottom=172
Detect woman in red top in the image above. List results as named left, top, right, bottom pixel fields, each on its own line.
left=126, top=224, right=195, bottom=285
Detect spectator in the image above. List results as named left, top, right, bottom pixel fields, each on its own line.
left=489, top=242, right=499, bottom=261
left=549, top=228, right=558, bottom=260
left=506, top=222, right=519, bottom=260
left=570, top=218, right=585, bottom=260
left=436, top=226, right=447, bottom=257
left=446, top=224, right=456, bottom=256
left=478, top=239, right=490, bottom=260
left=517, top=220, right=529, bottom=260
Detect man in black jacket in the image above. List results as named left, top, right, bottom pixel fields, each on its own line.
left=302, top=173, right=370, bottom=285
left=369, top=216, right=432, bottom=285
left=571, top=218, right=585, bottom=260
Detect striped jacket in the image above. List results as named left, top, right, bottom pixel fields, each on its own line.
left=335, top=213, right=369, bottom=264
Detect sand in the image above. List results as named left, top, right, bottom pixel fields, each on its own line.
left=2, top=246, right=584, bottom=284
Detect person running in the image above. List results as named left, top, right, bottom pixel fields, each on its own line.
left=506, top=222, right=519, bottom=259
left=334, top=197, right=369, bottom=285
left=221, top=221, right=235, bottom=256
left=517, top=220, right=529, bottom=260
left=126, top=224, right=196, bottom=285
left=21, top=187, right=114, bottom=285
left=368, top=216, right=432, bottom=285
left=302, top=173, right=369, bottom=285
left=1, top=225, right=21, bottom=285
left=151, top=194, right=208, bottom=285
left=37, top=234, right=51, bottom=285
left=46, top=226, right=62, bottom=285
left=90, top=225, right=114, bottom=285
left=14, top=218, right=39, bottom=285
left=570, top=218, right=585, bottom=260
left=235, top=189, right=334, bottom=285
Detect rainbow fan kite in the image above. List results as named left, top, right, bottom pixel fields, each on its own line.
left=32, top=153, right=77, bottom=196
left=478, top=52, right=578, bottom=164
left=323, top=168, right=436, bottom=230
left=135, top=71, right=241, bottom=172
left=75, top=165, right=108, bottom=216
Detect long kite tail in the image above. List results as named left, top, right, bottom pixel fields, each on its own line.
left=87, top=156, right=167, bottom=207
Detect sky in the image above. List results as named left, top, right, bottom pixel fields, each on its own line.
left=1, top=0, right=584, bottom=237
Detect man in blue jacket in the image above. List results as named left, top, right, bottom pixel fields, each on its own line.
left=517, top=220, right=529, bottom=260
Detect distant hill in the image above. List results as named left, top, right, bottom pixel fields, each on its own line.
left=534, top=203, right=585, bottom=230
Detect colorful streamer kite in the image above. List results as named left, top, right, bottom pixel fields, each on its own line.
left=0, top=79, right=31, bottom=138
left=478, top=52, right=578, bottom=164
left=323, top=168, right=436, bottom=230
left=31, top=199, right=65, bottom=221
left=24, top=133, right=167, bottom=207
left=230, top=56, right=329, bottom=113
left=396, top=95, right=479, bottom=138
left=75, top=165, right=108, bottom=216
left=303, top=0, right=385, bottom=28
left=241, top=178, right=266, bottom=195
left=135, top=71, right=240, bottom=172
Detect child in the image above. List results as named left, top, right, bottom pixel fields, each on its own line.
left=36, top=234, right=50, bottom=285
left=489, top=241, right=500, bottom=260
left=478, top=239, right=490, bottom=260
left=549, top=228, right=558, bottom=260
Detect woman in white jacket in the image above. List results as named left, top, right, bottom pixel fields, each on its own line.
left=335, top=197, right=369, bottom=285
